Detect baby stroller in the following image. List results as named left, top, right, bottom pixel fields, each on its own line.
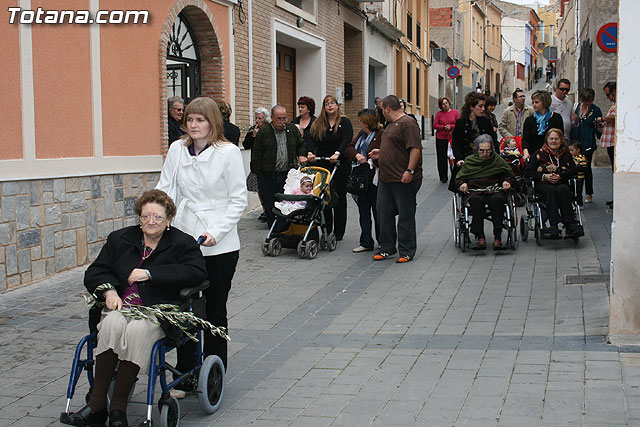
left=499, top=136, right=526, bottom=207
left=262, top=159, right=337, bottom=259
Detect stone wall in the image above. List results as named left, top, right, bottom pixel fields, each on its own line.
left=0, top=173, right=160, bottom=291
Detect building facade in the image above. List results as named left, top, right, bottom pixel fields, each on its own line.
left=0, top=0, right=237, bottom=290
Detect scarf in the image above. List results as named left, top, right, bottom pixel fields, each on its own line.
left=536, top=143, right=573, bottom=172
left=534, top=110, right=552, bottom=135
left=355, top=130, right=376, bottom=156
left=456, top=151, right=515, bottom=181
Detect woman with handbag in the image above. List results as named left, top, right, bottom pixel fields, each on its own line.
left=345, top=109, right=383, bottom=252
left=570, top=88, right=602, bottom=203
left=156, top=97, right=247, bottom=390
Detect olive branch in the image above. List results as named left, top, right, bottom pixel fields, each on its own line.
left=83, top=283, right=229, bottom=343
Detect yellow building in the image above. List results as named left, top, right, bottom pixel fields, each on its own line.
left=457, top=1, right=484, bottom=93
left=394, top=0, right=430, bottom=121
left=483, top=0, right=503, bottom=98
left=537, top=4, right=557, bottom=80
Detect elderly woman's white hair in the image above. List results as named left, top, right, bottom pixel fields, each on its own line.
left=255, top=107, right=271, bottom=124
left=473, top=134, right=494, bottom=152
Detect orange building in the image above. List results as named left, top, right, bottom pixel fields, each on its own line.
left=0, top=0, right=235, bottom=289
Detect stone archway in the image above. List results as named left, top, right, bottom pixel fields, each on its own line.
left=159, top=0, right=226, bottom=154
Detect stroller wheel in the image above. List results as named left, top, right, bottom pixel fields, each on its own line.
left=327, top=233, right=337, bottom=252
left=268, top=238, right=282, bottom=257
left=305, top=240, right=319, bottom=259
left=261, top=242, right=270, bottom=256
left=297, top=241, right=306, bottom=258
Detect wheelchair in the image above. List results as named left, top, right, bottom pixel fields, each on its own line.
left=60, top=281, right=225, bottom=427
left=452, top=190, right=519, bottom=252
left=520, top=179, right=583, bottom=245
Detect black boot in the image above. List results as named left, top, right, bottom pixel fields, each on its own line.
left=108, top=409, right=128, bottom=427
left=60, top=405, right=108, bottom=426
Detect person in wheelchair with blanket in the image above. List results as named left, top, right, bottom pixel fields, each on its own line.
left=61, top=190, right=207, bottom=427
left=456, top=134, right=516, bottom=250
left=524, top=128, right=584, bottom=239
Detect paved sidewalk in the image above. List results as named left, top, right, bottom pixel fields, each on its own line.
left=1, top=145, right=634, bottom=427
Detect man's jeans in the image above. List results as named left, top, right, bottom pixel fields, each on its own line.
left=376, top=180, right=422, bottom=257
left=257, top=172, right=288, bottom=227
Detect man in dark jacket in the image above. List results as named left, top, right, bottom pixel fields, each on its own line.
left=250, top=105, right=307, bottom=227
left=168, top=96, right=186, bottom=145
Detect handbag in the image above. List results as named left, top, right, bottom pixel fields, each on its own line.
left=347, top=163, right=371, bottom=195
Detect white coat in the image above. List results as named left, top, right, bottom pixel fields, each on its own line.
left=156, top=141, right=248, bottom=257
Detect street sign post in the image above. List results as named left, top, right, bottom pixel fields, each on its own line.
left=597, top=23, right=618, bottom=53
left=447, top=66, right=460, bottom=79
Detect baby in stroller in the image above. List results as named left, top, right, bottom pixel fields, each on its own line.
left=500, top=136, right=526, bottom=206
left=275, top=174, right=315, bottom=215
left=275, top=170, right=313, bottom=215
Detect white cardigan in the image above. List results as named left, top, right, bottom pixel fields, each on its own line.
left=156, top=141, right=248, bottom=257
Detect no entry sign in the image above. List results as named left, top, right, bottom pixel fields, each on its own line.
left=447, top=66, right=460, bottom=79
left=597, top=23, right=618, bottom=53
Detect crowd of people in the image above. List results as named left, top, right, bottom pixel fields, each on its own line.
left=64, top=79, right=616, bottom=425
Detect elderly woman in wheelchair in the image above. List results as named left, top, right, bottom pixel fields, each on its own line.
left=61, top=190, right=208, bottom=427
left=455, top=134, right=516, bottom=250
left=524, top=128, right=584, bottom=240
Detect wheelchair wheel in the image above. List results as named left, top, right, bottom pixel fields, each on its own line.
left=197, top=355, right=225, bottom=414
left=509, top=227, right=518, bottom=250
left=534, top=221, right=542, bottom=246
left=520, top=214, right=528, bottom=242
left=461, top=230, right=468, bottom=252
left=305, top=240, right=319, bottom=259
left=268, top=238, right=282, bottom=257
left=159, top=396, right=180, bottom=427
left=452, top=197, right=461, bottom=248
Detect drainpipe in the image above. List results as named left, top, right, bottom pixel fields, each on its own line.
left=248, top=0, right=254, bottom=122
left=574, top=0, right=580, bottom=90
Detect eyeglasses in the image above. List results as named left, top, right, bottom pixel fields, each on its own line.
left=171, top=107, right=184, bottom=112
left=140, top=214, right=166, bottom=223
left=325, top=101, right=337, bottom=106
left=478, top=149, right=493, bottom=153
left=558, top=87, right=570, bottom=92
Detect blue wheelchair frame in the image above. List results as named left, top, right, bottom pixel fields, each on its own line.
left=520, top=179, right=583, bottom=246
left=61, top=282, right=224, bottom=427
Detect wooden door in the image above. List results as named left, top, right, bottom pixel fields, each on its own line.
left=276, top=44, right=296, bottom=121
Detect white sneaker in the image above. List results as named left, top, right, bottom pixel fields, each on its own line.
left=352, top=246, right=373, bottom=253
left=169, top=389, right=187, bottom=399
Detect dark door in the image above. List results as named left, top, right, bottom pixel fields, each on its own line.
left=276, top=44, right=296, bottom=121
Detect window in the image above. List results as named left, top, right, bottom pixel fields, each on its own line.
left=276, top=0, right=316, bottom=24
left=407, top=13, right=413, bottom=41
left=416, top=23, right=421, bottom=49
left=456, top=19, right=461, bottom=34
left=406, top=62, right=411, bottom=103
left=415, top=66, right=420, bottom=106
left=166, top=14, right=201, bottom=101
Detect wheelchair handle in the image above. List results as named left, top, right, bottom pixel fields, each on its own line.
left=179, top=280, right=210, bottom=300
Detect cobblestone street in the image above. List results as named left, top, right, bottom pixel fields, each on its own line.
left=1, top=143, right=635, bottom=426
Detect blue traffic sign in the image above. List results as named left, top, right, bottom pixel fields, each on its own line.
left=597, top=23, right=617, bottom=53
left=447, top=66, right=460, bottom=79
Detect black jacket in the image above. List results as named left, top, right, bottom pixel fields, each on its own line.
left=223, top=120, right=241, bottom=145
left=292, top=115, right=316, bottom=152
left=451, top=116, right=498, bottom=161
left=250, top=123, right=306, bottom=176
left=84, top=226, right=208, bottom=340
left=168, top=116, right=185, bottom=146
left=522, top=113, right=564, bottom=154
